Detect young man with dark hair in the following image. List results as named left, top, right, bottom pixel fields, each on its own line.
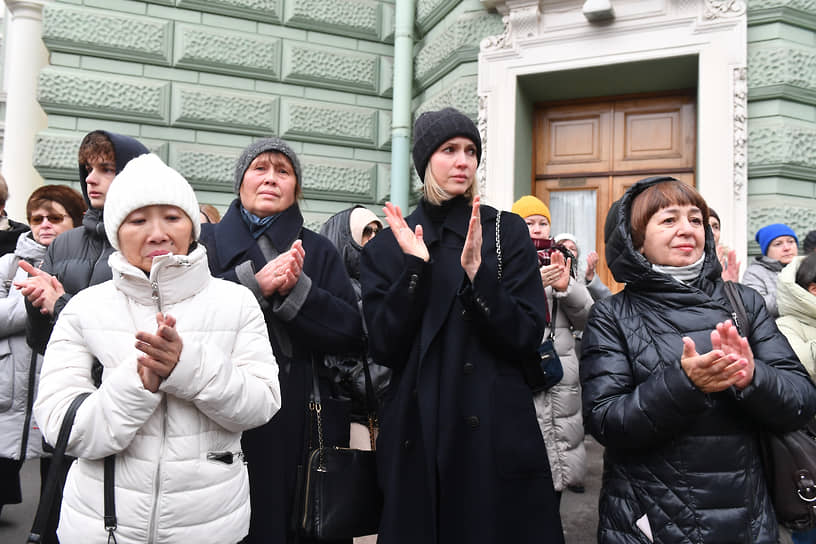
left=18, top=130, right=149, bottom=353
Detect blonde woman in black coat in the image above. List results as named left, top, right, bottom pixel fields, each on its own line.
left=360, top=108, right=564, bottom=544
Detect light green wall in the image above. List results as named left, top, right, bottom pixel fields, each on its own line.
left=747, top=0, right=816, bottom=252
left=34, top=0, right=397, bottom=230
left=32, top=0, right=816, bottom=237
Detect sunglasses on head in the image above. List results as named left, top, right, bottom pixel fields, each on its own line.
left=29, top=214, right=67, bottom=226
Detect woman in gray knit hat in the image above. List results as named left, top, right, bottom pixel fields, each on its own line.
left=359, top=108, right=564, bottom=543
left=199, top=138, right=363, bottom=544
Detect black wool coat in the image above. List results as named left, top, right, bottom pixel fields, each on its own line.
left=360, top=197, right=564, bottom=544
left=581, top=177, right=816, bottom=544
left=200, top=199, right=363, bottom=544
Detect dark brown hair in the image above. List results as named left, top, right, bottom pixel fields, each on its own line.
left=630, top=180, right=709, bottom=250
left=795, top=253, right=816, bottom=291
left=78, top=131, right=115, bottom=168
left=26, top=184, right=87, bottom=227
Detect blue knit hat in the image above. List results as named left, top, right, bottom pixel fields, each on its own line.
left=755, top=223, right=798, bottom=255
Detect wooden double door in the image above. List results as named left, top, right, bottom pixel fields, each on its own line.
left=533, top=93, right=696, bottom=291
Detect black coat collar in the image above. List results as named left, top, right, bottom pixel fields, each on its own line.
left=214, top=199, right=304, bottom=267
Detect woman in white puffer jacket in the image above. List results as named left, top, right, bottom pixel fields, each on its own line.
left=33, top=154, right=281, bottom=544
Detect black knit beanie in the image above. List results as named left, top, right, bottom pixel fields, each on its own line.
left=412, top=108, right=481, bottom=182
left=234, top=137, right=302, bottom=193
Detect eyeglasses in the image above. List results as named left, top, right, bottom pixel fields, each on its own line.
left=29, top=214, right=67, bottom=225
left=363, top=225, right=380, bottom=238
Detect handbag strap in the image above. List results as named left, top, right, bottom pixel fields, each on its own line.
left=722, top=280, right=749, bottom=337
left=547, top=297, right=558, bottom=341
left=28, top=392, right=91, bottom=543
left=360, top=356, right=379, bottom=451
left=309, top=358, right=326, bottom=470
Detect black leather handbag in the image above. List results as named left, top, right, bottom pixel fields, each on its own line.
left=296, top=358, right=382, bottom=540
left=723, top=281, right=816, bottom=530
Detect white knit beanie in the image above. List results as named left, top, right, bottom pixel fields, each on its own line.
left=104, top=153, right=201, bottom=250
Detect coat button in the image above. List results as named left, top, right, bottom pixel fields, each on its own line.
left=465, top=416, right=480, bottom=428
left=463, top=362, right=474, bottom=375
left=403, top=439, right=413, bottom=449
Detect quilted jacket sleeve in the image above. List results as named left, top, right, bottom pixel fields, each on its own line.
left=580, top=299, right=712, bottom=450
left=728, top=285, right=816, bottom=432
left=160, top=286, right=281, bottom=432
left=33, top=296, right=161, bottom=459
left=0, top=255, right=26, bottom=337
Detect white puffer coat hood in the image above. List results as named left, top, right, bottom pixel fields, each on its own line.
left=34, top=244, right=280, bottom=544
left=776, top=256, right=816, bottom=378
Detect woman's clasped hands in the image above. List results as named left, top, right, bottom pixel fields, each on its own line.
left=135, top=312, right=183, bottom=393
left=681, top=320, right=755, bottom=393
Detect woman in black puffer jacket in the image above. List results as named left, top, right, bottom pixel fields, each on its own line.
left=581, top=176, right=816, bottom=544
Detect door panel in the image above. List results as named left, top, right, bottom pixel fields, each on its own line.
left=533, top=93, right=696, bottom=292
left=613, top=97, right=695, bottom=172
left=535, top=104, right=611, bottom=176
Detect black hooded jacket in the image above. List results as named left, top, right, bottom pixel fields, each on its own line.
left=580, top=176, right=816, bottom=543
left=319, top=206, right=390, bottom=420
left=26, top=131, right=148, bottom=353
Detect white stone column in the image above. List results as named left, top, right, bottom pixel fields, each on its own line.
left=2, top=0, right=49, bottom=221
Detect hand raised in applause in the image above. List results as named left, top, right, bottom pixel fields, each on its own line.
left=460, top=196, right=482, bottom=282
left=383, top=201, right=429, bottom=262
left=541, top=250, right=571, bottom=292
left=680, top=332, right=748, bottom=394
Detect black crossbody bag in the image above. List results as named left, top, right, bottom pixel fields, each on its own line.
left=496, top=211, right=563, bottom=392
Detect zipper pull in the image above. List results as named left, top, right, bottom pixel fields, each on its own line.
left=151, top=281, right=162, bottom=312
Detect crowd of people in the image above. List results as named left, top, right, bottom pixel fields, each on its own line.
left=0, top=108, right=814, bottom=544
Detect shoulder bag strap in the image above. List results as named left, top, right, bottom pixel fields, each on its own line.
left=722, top=280, right=749, bottom=337
left=360, top=357, right=379, bottom=450
left=28, top=392, right=91, bottom=543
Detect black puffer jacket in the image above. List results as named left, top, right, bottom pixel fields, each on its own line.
left=580, top=177, right=816, bottom=544
left=26, top=131, right=148, bottom=354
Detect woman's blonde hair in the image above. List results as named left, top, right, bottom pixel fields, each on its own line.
left=422, top=166, right=479, bottom=206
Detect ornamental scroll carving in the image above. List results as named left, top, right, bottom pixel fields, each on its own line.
left=480, top=4, right=540, bottom=51
left=704, top=0, right=746, bottom=19
left=733, top=66, right=747, bottom=201
left=477, top=94, right=488, bottom=193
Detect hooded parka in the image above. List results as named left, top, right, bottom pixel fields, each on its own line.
left=200, top=199, right=363, bottom=544
left=360, top=197, right=564, bottom=544
left=0, top=231, right=47, bottom=461
left=25, top=131, right=149, bottom=354
left=33, top=246, right=281, bottom=544
left=742, top=256, right=785, bottom=317
left=580, top=177, right=816, bottom=544
left=776, top=256, right=816, bottom=378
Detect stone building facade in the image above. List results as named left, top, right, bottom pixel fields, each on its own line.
left=0, top=0, right=813, bottom=261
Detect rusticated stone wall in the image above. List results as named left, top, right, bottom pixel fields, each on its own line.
left=747, top=0, right=816, bottom=250
left=34, top=0, right=396, bottom=224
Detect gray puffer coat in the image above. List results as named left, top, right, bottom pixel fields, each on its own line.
left=742, top=256, right=785, bottom=317
left=0, top=231, right=46, bottom=460
left=533, top=278, right=593, bottom=491
left=581, top=176, right=816, bottom=544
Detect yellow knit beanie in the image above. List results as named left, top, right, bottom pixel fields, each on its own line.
left=511, top=195, right=551, bottom=222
